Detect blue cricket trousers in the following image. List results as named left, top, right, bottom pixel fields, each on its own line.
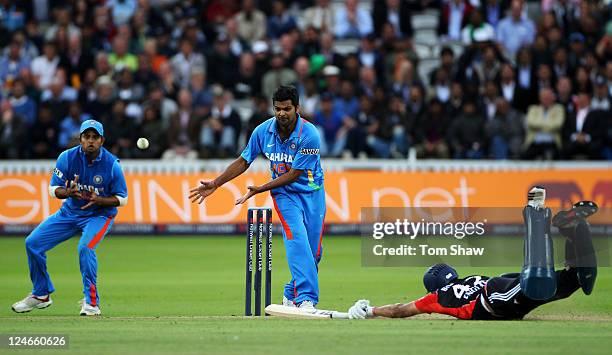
left=272, top=188, right=326, bottom=305
left=25, top=209, right=115, bottom=306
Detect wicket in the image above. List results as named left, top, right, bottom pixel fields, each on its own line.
left=245, top=207, right=272, bottom=316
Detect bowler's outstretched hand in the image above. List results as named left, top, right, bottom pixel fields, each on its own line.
left=189, top=180, right=217, bottom=204
left=235, top=186, right=261, bottom=205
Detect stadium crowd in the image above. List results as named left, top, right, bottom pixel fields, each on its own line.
left=0, top=0, right=610, bottom=160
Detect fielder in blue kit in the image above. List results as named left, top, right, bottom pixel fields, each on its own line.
left=11, top=119, right=128, bottom=316
left=190, top=86, right=325, bottom=310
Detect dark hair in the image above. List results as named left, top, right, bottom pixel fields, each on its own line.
left=272, top=85, right=299, bottom=106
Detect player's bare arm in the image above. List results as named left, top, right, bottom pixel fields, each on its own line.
left=235, top=168, right=302, bottom=205
left=372, top=301, right=422, bottom=318
left=189, top=157, right=250, bottom=204
left=347, top=299, right=423, bottom=319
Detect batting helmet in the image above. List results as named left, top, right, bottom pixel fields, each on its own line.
left=423, top=264, right=458, bottom=292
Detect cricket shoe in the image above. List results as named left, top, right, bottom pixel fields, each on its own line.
left=527, top=186, right=546, bottom=209
left=552, top=201, right=598, bottom=229
left=297, top=300, right=317, bottom=313
left=11, top=294, right=52, bottom=313
left=79, top=299, right=101, bottom=316
left=282, top=295, right=296, bottom=307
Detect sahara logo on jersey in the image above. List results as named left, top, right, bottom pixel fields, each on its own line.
left=264, top=152, right=293, bottom=163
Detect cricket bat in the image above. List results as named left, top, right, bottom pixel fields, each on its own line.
left=265, top=304, right=349, bottom=319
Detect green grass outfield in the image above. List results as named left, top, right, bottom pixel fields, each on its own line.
left=1, top=236, right=611, bottom=354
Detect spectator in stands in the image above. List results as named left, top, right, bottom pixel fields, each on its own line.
left=106, top=100, right=136, bottom=158
left=163, top=89, right=199, bottom=160
left=232, top=52, right=260, bottom=100
left=551, top=46, right=570, bottom=80
left=298, top=26, right=321, bottom=58
left=366, top=93, right=411, bottom=158
left=496, top=0, right=535, bottom=58
left=448, top=81, right=465, bottom=118
left=484, top=98, right=524, bottom=159
left=45, top=6, right=81, bottom=42
left=135, top=105, right=165, bottom=159
left=429, top=47, right=459, bottom=86
left=334, top=80, right=360, bottom=120
left=562, top=92, right=604, bottom=159
left=199, top=86, right=241, bottom=158
left=279, top=33, right=299, bottom=68
left=482, top=80, right=500, bottom=120
left=107, top=0, right=137, bottom=26
left=189, top=68, right=213, bottom=118
left=116, top=68, right=144, bottom=103
left=514, top=47, right=537, bottom=112
left=0, top=101, right=26, bottom=159
left=461, top=11, right=495, bottom=46
left=86, top=75, right=116, bottom=125
left=170, top=38, right=205, bottom=89
left=334, top=0, right=373, bottom=39
left=414, top=98, right=450, bottom=159
left=341, top=54, right=361, bottom=87
left=7, top=78, right=35, bottom=127
left=431, top=68, right=452, bottom=103
left=108, top=35, right=137, bottom=72
left=29, top=103, right=58, bottom=159
left=262, top=53, right=297, bottom=101
left=480, top=0, right=509, bottom=29
left=267, top=0, right=297, bottom=39
left=555, top=76, right=575, bottom=116
left=474, top=44, right=502, bottom=84
left=314, top=92, right=352, bottom=157
left=245, top=94, right=270, bottom=142
left=591, top=76, right=611, bottom=111
left=438, top=0, right=474, bottom=42
left=523, top=87, right=565, bottom=159
left=447, top=100, right=486, bottom=159
left=303, top=0, right=335, bottom=33
left=134, top=53, right=158, bottom=89
left=143, top=38, right=167, bottom=75
left=300, top=76, right=320, bottom=119
left=318, top=32, right=343, bottom=68
left=0, top=40, right=30, bottom=89
left=573, top=66, right=592, bottom=95
left=358, top=66, right=377, bottom=98
left=357, top=34, right=384, bottom=83
left=567, top=32, right=586, bottom=73
left=234, top=0, right=267, bottom=44
left=41, top=70, right=77, bottom=103
left=535, top=64, right=554, bottom=94
left=207, top=33, right=239, bottom=89
left=30, top=40, right=60, bottom=90
left=372, top=0, right=413, bottom=39
left=58, top=101, right=89, bottom=150
left=62, top=34, right=93, bottom=89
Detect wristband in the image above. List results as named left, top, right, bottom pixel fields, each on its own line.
left=366, top=306, right=374, bottom=317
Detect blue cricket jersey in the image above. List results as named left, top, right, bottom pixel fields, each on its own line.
left=241, top=116, right=324, bottom=194
left=50, top=146, right=128, bottom=217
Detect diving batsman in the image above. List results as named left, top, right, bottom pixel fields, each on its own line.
left=347, top=187, right=599, bottom=320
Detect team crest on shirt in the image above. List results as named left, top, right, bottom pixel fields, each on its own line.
left=290, top=142, right=297, bottom=150
left=93, top=175, right=103, bottom=184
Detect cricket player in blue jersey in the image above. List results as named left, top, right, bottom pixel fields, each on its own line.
left=11, top=119, right=128, bottom=316
left=190, top=86, right=325, bottom=311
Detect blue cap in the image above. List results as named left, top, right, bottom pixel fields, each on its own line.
left=79, top=119, right=104, bottom=137
left=423, top=263, right=458, bottom=292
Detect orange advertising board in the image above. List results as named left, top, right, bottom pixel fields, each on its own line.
left=0, top=170, right=610, bottom=225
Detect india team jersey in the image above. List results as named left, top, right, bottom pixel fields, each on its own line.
left=50, top=146, right=128, bottom=217
left=241, top=116, right=324, bottom=194
left=414, top=275, right=489, bottom=319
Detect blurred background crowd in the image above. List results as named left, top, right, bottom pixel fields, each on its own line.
left=0, top=0, right=610, bottom=160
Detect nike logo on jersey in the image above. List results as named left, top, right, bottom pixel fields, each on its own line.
left=267, top=143, right=275, bottom=147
